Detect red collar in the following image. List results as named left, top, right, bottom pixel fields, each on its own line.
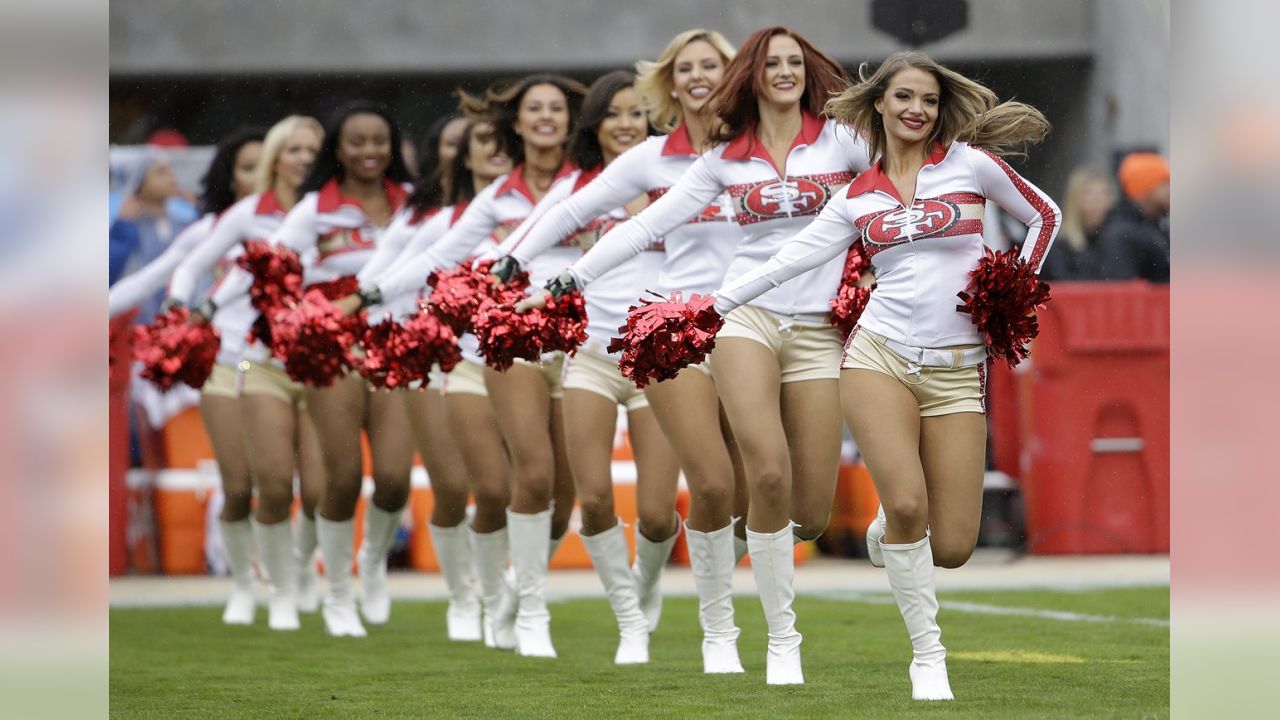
left=661, top=124, right=697, bottom=157
left=721, top=111, right=826, bottom=172
left=845, top=142, right=952, bottom=202
left=409, top=205, right=443, bottom=225
left=254, top=189, right=283, bottom=216
left=572, top=165, right=603, bottom=192
left=316, top=177, right=409, bottom=214
left=496, top=162, right=576, bottom=203
left=449, top=201, right=470, bottom=226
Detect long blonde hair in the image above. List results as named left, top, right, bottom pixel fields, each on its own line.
left=634, top=28, right=736, bottom=134
left=254, top=115, right=324, bottom=194
left=1059, top=166, right=1115, bottom=252
left=825, top=51, right=1049, bottom=163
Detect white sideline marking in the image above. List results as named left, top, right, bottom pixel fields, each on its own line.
left=809, top=589, right=1169, bottom=627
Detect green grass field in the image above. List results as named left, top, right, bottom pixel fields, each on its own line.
left=110, top=587, right=1168, bottom=719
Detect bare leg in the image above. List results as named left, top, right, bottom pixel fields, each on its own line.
left=919, top=412, right=987, bottom=568
left=549, top=398, right=576, bottom=542
left=562, top=389, right=620, bottom=537
left=447, top=392, right=510, bottom=533
left=780, top=379, right=843, bottom=541
left=643, top=370, right=735, bottom=532
left=201, top=394, right=252, bottom=523
left=405, top=389, right=470, bottom=528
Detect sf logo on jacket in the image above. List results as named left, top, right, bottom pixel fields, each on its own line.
left=744, top=178, right=826, bottom=218
left=864, top=199, right=959, bottom=246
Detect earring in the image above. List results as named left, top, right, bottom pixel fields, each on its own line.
left=671, top=91, right=678, bottom=98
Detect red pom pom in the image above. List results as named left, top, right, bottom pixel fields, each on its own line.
left=472, top=287, right=542, bottom=372
left=238, top=240, right=304, bottom=313
left=427, top=259, right=530, bottom=335
left=132, top=307, right=221, bottom=391
left=357, top=308, right=461, bottom=390
left=607, top=292, right=723, bottom=389
left=268, top=289, right=364, bottom=387
left=309, top=276, right=361, bottom=302
left=828, top=243, right=875, bottom=338
left=532, top=290, right=589, bottom=356
left=956, top=247, right=1052, bottom=368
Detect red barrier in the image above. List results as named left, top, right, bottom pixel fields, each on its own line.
left=109, top=313, right=136, bottom=576
left=1020, top=282, right=1169, bottom=554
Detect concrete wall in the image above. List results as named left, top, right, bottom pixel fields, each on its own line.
left=110, top=0, right=1093, bottom=74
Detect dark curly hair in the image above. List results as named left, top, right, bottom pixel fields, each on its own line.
left=199, top=125, right=266, bottom=214
left=457, top=74, right=586, bottom=165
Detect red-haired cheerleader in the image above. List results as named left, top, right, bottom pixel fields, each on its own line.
left=211, top=101, right=416, bottom=637
left=166, top=115, right=329, bottom=630
left=488, top=69, right=679, bottom=664
left=714, top=52, right=1060, bottom=699
left=349, top=76, right=585, bottom=656
left=109, top=126, right=273, bottom=626
left=525, top=28, right=872, bottom=684
left=494, top=29, right=754, bottom=673
left=352, top=118, right=514, bottom=642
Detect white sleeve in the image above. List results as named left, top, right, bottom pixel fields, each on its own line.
left=569, top=153, right=724, bottom=287
left=375, top=187, right=499, bottom=300
left=832, top=122, right=873, bottom=173
left=493, top=173, right=578, bottom=261
left=713, top=196, right=858, bottom=315
left=969, top=147, right=1061, bottom=272
left=211, top=192, right=321, bottom=308
left=356, top=209, right=414, bottom=285
left=109, top=214, right=213, bottom=317
left=383, top=208, right=452, bottom=277
left=504, top=149, right=650, bottom=266
left=168, top=201, right=253, bottom=303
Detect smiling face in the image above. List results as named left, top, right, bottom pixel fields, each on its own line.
left=672, top=39, right=726, bottom=116
left=274, top=126, right=321, bottom=192
left=465, top=122, right=513, bottom=183
left=515, top=83, right=571, bottom=153
left=336, top=112, right=392, bottom=183
left=231, top=141, right=262, bottom=200
left=760, top=33, right=805, bottom=108
left=874, top=67, right=941, bottom=150
left=596, top=87, right=646, bottom=164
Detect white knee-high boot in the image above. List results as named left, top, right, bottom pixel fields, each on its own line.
left=220, top=519, right=256, bottom=625
left=252, top=518, right=300, bottom=631
left=358, top=504, right=403, bottom=625
left=469, top=526, right=516, bottom=650
left=582, top=522, right=649, bottom=664
left=685, top=521, right=744, bottom=674
left=507, top=508, right=555, bottom=658
left=883, top=536, right=953, bottom=701
left=317, top=516, right=365, bottom=637
left=748, top=525, right=803, bottom=685
left=632, top=519, right=678, bottom=633
left=429, top=521, right=482, bottom=642
left=293, top=514, right=320, bottom=613
left=866, top=504, right=887, bottom=568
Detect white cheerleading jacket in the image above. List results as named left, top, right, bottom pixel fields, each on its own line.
left=357, top=205, right=448, bottom=319
left=373, top=163, right=576, bottom=301
left=716, top=141, right=1061, bottom=348
left=495, top=165, right=664, bottom=357
left=563, top=113, right=871, bottom=318
left=498, top=125, right=739, bottom=296
left=210, top=178, right=409, bottom=310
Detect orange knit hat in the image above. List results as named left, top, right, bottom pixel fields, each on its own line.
left=1118, top=152, right=1170, bottom=199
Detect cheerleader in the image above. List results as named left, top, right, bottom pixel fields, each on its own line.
left=349, top=118, right=514, bottom=642
left=213, top=101, right=416, bottom=637
left=350, top=75, right=586, bottom=657
left=525, top=27, right=872, bottom=684
left=488, top=70, right=677, bottom=665
left=495, top=29, right=752, bottom=672
left=168, top=116, right=329, bottom=630
left=108, top=126, right=266, bottom=626
left=713, top=51, right=1060, bottom=699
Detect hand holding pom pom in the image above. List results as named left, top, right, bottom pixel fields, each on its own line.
left=607, top=292, right=723, bottom=389
left=428, top=259, right=530, bottom=335
left=955, top=247, right=1052, bottom=367
left=357, top=310, right=461, bottom=390
left=132, top=306, right=221, bottom=391
left=268, top=288, right=365, bottom=387
left=828, top=242, right=875, bottom=338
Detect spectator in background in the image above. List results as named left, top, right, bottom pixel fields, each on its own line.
left=108, top=151, right=195, bottom=322
left=1040, top=166, right=1115, bottom=281
left=1094, top=152, right=1170, bottom=283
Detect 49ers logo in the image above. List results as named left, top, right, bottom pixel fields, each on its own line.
left=863, top=199, right=958, bottom=247
left=744, top=178, right=827, bottom=218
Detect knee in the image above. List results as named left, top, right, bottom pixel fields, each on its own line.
left=372, top=478, right=410, bottom=511
left=931, top=538, right=976, bottom=569
left=751, top=466, right=789, bottom=507
left=637, top=505, right=676, bottom=540
left=883, top=494, right=928, bottom=533
left=577, top=488, right=613, bottom=526
left=221, top=489, right=253, bottom=522
left=688, top=480, right=732, bottom=516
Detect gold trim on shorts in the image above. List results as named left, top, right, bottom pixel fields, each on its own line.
left=443, top=359, right=488, bottom=397
left=200, top=363, right=239, bottom=399
left=562, top=348, right=649, bottom=411
left=238, top=359, right=306, bottom=407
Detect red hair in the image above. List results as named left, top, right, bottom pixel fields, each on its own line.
left=708, top=27, right=848, bottom=145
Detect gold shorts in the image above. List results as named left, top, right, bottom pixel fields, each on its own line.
left=442, top=359, right=488, bottom=398
left=511, top=352, right=565, bottom=400
left=562, top=348, right=649, bottom=411
left=842, top=328, right=987, bottom=417
left=200, top=363, right=239, bottom=399
left=237, top=360, right=306, bottom=407
left=718, top=304, right=843, bottom=383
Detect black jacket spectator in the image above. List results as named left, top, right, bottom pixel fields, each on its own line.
left=1093, top=198, right=1169, bottom=283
